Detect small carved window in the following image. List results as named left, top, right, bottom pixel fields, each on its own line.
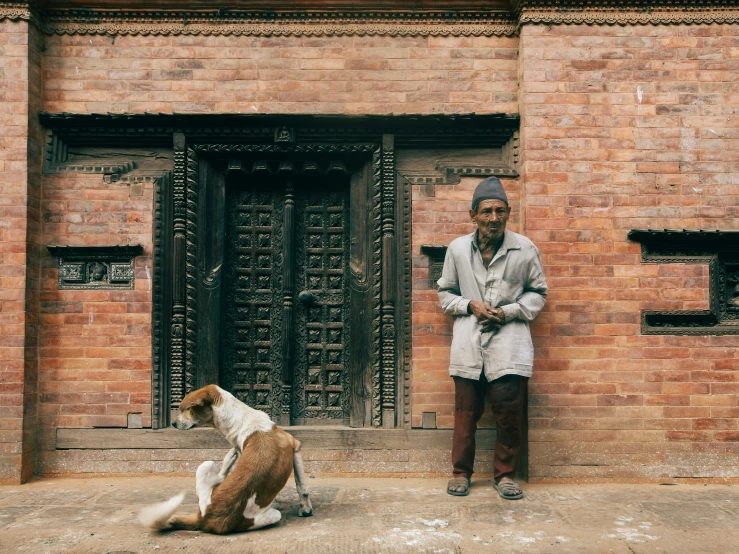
left=420, top=245, right=448, bottom=290
left=47, top=245, right=143, bottom=290
left=628, top=230, right=739, bottom=335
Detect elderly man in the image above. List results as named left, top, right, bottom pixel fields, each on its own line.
left=438, top=176, right=547, bottom=500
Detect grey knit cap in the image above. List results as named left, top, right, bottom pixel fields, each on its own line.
left=471, top=176, right=508, bottom=211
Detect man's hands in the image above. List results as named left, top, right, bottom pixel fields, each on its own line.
left=468, top=301, right=505, bottom=333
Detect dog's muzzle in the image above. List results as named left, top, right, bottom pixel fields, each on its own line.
left=172, top=419, right=196, bottom=430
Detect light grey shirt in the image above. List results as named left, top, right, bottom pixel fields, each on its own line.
left=437, top=230, right=548, bottom=381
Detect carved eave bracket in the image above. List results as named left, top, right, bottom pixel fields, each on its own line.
left=47, top=245, right=143, bottom=290
left=628, top=229, right=739, bottom=335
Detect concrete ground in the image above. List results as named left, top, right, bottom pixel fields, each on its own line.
left=1, top=477, right=738, bottom=554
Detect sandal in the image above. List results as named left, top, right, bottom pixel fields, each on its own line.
left=494, top=477, right=523, bottom=500
left=447, top=476, right=470, bottom=496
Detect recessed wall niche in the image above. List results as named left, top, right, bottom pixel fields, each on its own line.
left=47, top=245, right=143, bottom=290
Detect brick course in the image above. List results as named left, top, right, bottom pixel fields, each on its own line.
left=42, top=34, right=519, bottom=115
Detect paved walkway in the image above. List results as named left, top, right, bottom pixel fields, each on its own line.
left=1, top=476, right=737, bottom=553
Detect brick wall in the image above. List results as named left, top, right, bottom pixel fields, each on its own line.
left=520, top=23, right=739, bottom=481
left=22, top=19, right=44, bottom=484
left=411, top=176, right=521, bottom=430
left=0, top=18, right=43, bottom=484
left=12, top=16, right=739, bottom=480
left=35, top=32, right=519, bottom=471
left=41, top=34, right=518, bottom=115
left=36, top=172, right=154, bottom=468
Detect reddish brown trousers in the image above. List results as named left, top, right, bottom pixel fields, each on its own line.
left=452, top=373, right=527, bottom=482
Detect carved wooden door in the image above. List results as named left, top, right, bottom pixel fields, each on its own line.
left=221, top=175, right=351, bottom=425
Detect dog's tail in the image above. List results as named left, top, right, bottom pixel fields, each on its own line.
left=139, top=492, right=198, bottom=531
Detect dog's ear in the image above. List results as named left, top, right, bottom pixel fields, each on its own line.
left=179, top=385, right=221, bottom=411
left=181, top=395, right=209, bottom=410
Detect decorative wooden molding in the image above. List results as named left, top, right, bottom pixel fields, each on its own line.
left=182, top=142, right=386, bottom=427
left=370, top=146, right=383, bottom=428
left=628, top=230, right=739, bottom=336
left=6, top=2, right=739, bottom=34
left=47, top=245, right=143, bottom=290
left=184, top=145, right=198, bottom=399
left=512, top=0, right=739, bottom=26
left=30, top=9, right=518, bottom=36
left=397, top=164, right=413, bottom=429
left=170, top=133, right=187, bottom=409
left=518, top=9, right=739, bottom=26
left=380, top=134, right=396, bottom=429
left=0, top=1, right=31, bottom=21
left=151, top=171, right=172, bottom=429
left=38, top=113, right=520, bottom=151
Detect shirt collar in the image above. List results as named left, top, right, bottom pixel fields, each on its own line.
left=470, top=230, right=520, bottom=256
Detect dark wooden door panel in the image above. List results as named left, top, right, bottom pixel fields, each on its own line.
left=294, top=184, right=351, bottom=424
left=222, top=173, right=351, bottom=424
left=196, top=159, right=226, bottom=390
left=222, top=182, right=284, bottom=416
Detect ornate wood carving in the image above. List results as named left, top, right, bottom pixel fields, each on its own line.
left=170, top=133, right=186, bottom=407
left=194, top=144, right=379, bottom=156
left=222, top=181, right=283, bottom=417
left=39, top=113, right=519, bottom=152
left=397, top=171, right=413, bottom=429
left=294, top=185, right=352, bottom=424
left=370, top=147, right=383, bottom=427
left=31, top=9, right=517, bottom=36
left=39, top=114, right=502, bottom=430
left=628, top=230, right=739, bottom=336
left=184, top=146, right=199, bottom=396
left=211, top=143, right=381, bottom=426
left=513, top=0, right=739, bottom=26
left=6, top=2, right=739, bottom=34
left=151, top=171, right=172, bottom=428
left=46, top=245, right=142, bottom=290
left=518, top=9, right=739, bottom=26
left=0, top=2, right=35, bottom=23
left=396, top=148, right=518, bottom=194
left=380, top=135, right=396, bottom=429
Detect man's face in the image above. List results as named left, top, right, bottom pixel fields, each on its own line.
left=469, top=199, right=510, bottom=244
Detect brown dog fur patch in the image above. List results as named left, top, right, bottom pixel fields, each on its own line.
left=179, top=384, right=223, bottom=411
left=198, top=428, right=298, bottom=534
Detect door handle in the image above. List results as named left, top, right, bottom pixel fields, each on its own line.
left=297, top=291, right=317, bottom=307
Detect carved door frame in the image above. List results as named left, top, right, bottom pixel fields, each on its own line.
left=37, top=112, right=521, bottom=432
left=156, top=137, right=405, bottom=428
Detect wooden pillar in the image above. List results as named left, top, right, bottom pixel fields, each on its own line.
left=381, top=134, right=396, bottom=428
left=281, top=179, right=297, bottom=425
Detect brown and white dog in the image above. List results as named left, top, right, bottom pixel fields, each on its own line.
left=139, top=384, right=313, bottom=534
